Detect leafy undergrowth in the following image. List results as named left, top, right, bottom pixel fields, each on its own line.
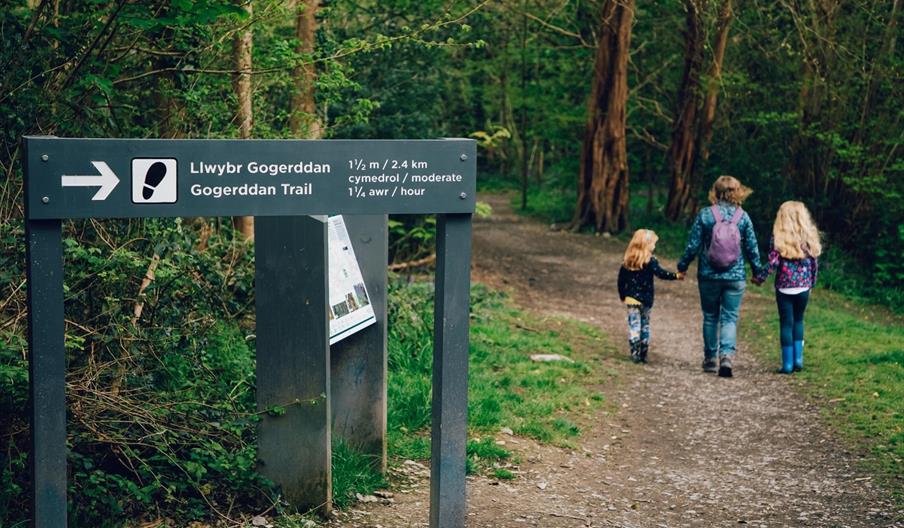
left=511, top=187, right=576, bottom=226
left=1, top=219, right=269, bottom=528
left=742, top=289, right=904, bottom=502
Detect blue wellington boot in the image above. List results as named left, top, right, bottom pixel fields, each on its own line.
left=793, top=341, right=804, bottom=372
left=780, top=346, right=794, bottom=374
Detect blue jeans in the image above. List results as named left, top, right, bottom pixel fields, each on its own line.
left=776, top=289, right=810, bottom=347
left=698, top=280, right=746, bottom=359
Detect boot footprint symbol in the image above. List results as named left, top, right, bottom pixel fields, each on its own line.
left=142, top=162, right=168, bottom=200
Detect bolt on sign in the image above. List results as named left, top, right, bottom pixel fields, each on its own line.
left=24, top=137, right=475, bottom=528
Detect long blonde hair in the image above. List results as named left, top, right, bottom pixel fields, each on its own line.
left=773, top=201, right=822, bottom=259
left=708, top=175, right=752, bottom=206
left=624, top=229, right=658, bottom=271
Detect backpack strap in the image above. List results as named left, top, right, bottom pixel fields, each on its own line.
left=711, top=205, right=723, bottom=222
left=729, top=207, right=744, bottom=224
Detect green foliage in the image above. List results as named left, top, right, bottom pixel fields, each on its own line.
left=466, top=438, right=511, bottom=475
left=385, top=280, right=612, bottom=475
left=331, top=441, right=387, bottom=510
left=493, top=468, right=515, bottom=480
left=817, top=245, right=904, bottom=310
left=1, top=218, right=269, bottom=526
left=513, top=185, right=577, bottom=226
left=388, top=215, right=437, bottom=263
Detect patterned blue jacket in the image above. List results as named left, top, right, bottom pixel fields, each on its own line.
left=677, top=202, right=764, bottom=281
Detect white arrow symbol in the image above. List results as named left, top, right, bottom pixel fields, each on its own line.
left=61, top=161, right=120, bottom=201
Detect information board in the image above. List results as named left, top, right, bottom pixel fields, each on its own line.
left=328, top=216, right=376, bottom=344
left=25, top=137, right=476, bottom=220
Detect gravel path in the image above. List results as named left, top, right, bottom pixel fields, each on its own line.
left=331, top=194, right=901, bottom=528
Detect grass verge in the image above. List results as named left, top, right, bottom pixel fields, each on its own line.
left=386, top=281, right=615, bottom=472
left=742, top=289, right=904, bottom=501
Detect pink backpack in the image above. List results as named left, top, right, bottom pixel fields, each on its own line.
left=707, top=205, right=743, bottom=270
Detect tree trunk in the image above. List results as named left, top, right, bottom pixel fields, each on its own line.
left=290, top=0, right=321, bottom=139
left=536, top=141, right=544, bottom=185
left=786, top=0, right=840, bottom=207
left=664, top=0, right=706, bottom=221
left=499, top=41, right=510, bottom=180
left=570, top=0, right=634, bottom=234
left=519, top=6, right=529, bottom=210
left=854, top=0, right=900, bottom=148
left=699, top=0, right=732, bottom=163
left=232, top=0, right=254, bottom=240
left=644, top=147, right=654, bottom=215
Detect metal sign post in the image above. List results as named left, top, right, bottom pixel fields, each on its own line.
left=23, top=137, right=476, bottom=527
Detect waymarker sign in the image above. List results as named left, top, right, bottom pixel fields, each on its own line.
left=27, top=138, right=474, bottom=218
left=24, top=136, right=475, bottom=528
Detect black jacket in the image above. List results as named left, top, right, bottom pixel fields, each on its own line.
left=617, top=257, right=678, bottom=308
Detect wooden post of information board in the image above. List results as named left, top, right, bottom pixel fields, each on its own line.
left=254, top=215, right=331, bottom=514
left=330, top=215, right=388, bottom=469
left=430, top=213, right=472, bottom=527
left=25, top=219, right=67, bottom=528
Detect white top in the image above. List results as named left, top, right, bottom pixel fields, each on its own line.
left=778, top=287, right=810, bottom=295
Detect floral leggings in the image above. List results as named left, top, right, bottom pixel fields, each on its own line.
left=626, top=304, right=651, bottom=347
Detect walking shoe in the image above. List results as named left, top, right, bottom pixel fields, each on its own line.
left=639, top=344, right=649, bottom=364
left=718, top=355, right=733, bottom=377
left=630, top=343, right=642, bottom=363
left=702, top=357, right=717, bottom=373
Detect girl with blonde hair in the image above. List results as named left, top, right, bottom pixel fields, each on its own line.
left=618, top=229, right=682, bottom=363
left=755, top=201, right=821, bottom=373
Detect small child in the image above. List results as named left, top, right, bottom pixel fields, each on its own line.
left=754, top=201, right=821, bottom=373
left=617, top=229, right=681, bottom=363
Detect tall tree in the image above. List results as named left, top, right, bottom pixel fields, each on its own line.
left=518, top=6, right=530, bottom=210
left=290, top=0, right=321, bottom=139
left=664, top=0, right=734, bottom=220
left=233, top=0, right=255, bottom=239
left=698, top=0, right=732, bottom=165
left=570, top=0, right=634, bottom=233
left=663, top=0, right=706, bottom=220
left=785, top=0, right=841, bottom=203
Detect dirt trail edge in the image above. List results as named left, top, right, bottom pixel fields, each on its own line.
left=332, top=194, right=901, bottom=528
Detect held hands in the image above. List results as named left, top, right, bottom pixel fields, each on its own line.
left=676, top=271, right=686, bottom=281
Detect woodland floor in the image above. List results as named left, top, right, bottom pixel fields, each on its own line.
left=329, top=193, right=902, bottom=528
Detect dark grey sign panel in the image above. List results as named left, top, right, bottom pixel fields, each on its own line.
left=25, top=137, right=476, bottom=220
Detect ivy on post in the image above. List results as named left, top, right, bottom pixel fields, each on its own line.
left=255, top=215, right=331, bottom=513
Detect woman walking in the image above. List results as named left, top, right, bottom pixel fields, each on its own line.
left=677, top=176, right=764, bottom=377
